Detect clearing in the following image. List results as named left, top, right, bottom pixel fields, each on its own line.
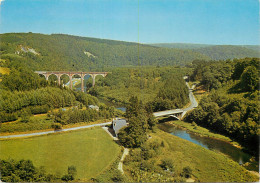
left=0, top=127, right=121, bottom=180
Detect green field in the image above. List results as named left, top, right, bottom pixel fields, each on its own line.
left=124, top=129, right=258, bottom=182
left=0, top=127, right=121, bottom=181
left=0, top=67, right=10, bottom=75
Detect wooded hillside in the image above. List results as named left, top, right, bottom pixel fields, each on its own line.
left=0, top=33, right=210, bottom=71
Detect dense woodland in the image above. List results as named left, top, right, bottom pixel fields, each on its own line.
left=151, top=43, right=260, bottom=60
left=185, top=58, right=259, bottom=153
left=93, top=67, right=190, bottom=110
left=0, top=33, right=210, bottom=71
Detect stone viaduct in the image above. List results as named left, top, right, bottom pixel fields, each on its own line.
left=35, top=71, right=109, bottom=92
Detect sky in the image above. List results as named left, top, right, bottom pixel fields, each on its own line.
left=0, top=0, right=259, bottom=45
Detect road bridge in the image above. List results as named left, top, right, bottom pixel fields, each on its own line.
left=153, top=80, right=198, bottom=120
left=35, top=71, right=109, bottom=92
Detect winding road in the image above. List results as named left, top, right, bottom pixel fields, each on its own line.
left=153, top=81, right=198, bottom=118
left=0, top=78, right=197, bottom=139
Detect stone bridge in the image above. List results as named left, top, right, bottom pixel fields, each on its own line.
left=35, top=71, right=109, bottom=92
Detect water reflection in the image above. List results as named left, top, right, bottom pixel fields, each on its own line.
left=158, top=123, right=251, bottom=164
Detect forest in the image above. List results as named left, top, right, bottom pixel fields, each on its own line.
left=0, top=33, right=210, bottom=71
left=185, top=58, right=259, bottom=153
left=93, top=66, right=190, bottom=110
left=151, top=43, right=259, bottom=60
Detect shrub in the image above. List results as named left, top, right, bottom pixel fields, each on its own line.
left=51, top=123, right=62, bottom=130
left=29, top=105, right=49, bottom=114
left=68, top=165, right=77, bottom=177
left=61, top=174, right=74, bottom=181
left=0, top=112, right=18, bottom=123
left=181, top=166, right=192, bottom=178
left=140, top=160, right=155, bottom=171
left=160, top=158, right=174, bottom=172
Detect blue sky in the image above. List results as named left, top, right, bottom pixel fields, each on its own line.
left=0, top=0, right=259, bottom=45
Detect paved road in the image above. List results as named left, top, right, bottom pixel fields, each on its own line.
left=0, top=122, right=112, bottom=139
left=153, top=109, right=183, bottom=117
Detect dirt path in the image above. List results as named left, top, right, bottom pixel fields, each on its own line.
left=118, top=148, right=129, bottom=174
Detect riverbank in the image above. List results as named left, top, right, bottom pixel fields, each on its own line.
left=161, top=119, right=240, bottom=147
left=158, top=120, right=259, bottom=172
left=124, top=129, right=258, bottom=182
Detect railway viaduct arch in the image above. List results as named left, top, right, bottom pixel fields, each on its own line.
left=35, top=71, right=109, bottom=92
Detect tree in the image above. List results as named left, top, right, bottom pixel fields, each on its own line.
left=240, top=66, right=259, bottom=92
left=160, top=158, right=174, bottom=172
left=118, top=97, right=149, bottom=148
left=51, top=123, right=62, bottom=130
left=61, top=166, right=77, bottom=181
left=68, top=165, right=77, bottom=178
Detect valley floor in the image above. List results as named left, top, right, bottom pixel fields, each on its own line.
left=124, top=129, right=258, bottom=182
left=0, top=127, right=121, bottom=181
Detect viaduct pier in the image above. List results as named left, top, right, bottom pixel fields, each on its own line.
left=35, top=71, right=109, bottom=92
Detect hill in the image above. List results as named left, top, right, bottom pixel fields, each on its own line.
left=0, top=33, right=210, bottom=71
left=194, top=45, right=259, bottom=60
left=149, top=43, right=212, bottom=49
left=149, top=43, right=259, bottom=60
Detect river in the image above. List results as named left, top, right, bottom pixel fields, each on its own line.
left=158, top=123, right=253, bottom=166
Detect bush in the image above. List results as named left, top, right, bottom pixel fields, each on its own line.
left=0, top=112, right=18, bottom=123
left=51, top=123, right=62, bottom=130
left=61, top=174, right=74, bottom=181
left=68, top=165, right=77, bottom=177
left=29, top=105, right=49, bottom=114
left=181, top=166, right=192, bottom=178
left=20, top=109, right=32, bottom=123
left=140, top=160, right=155, bottom=171
left=111, top=170, right=125, bottom=182
left=160, top=158, right=174, bottom=172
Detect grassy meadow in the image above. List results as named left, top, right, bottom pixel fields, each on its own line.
left=0, top=66, right=10, bottom=81
left=0, top=67, right=10, bottom=75
left=0, top=127, right=121, bottom=181
left=124, top=129, right=258, bottom=182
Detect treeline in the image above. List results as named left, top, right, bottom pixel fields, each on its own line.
left=148, top=77, right=189, bottom=111
left=151, top=43, right=259, bottom=60
left=186, top=58, right=259, bottom=152
left=50, top=104, right=116, bottom=125
left=94, top=67, right=190, bottom=111
left=118, top=96, right=157, bottom=148
left=0, top=159, right=77, bottom=182
left=190, top=58, right=259, bottom=91
left=0, top=33, right=210, bottom=71
left=190, top=59, right=233, bottom=90
left=193, top=45, right=259, bottom=61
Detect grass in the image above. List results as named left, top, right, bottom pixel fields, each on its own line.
left=124, top=129, right=258, bottom=182
left=0, top=67, right=10, bottom=75
left=0, top=115, right=54, bottom=134
left=0, top=112, right=113, bottom=135
left=0, top=127, right=121, bottom=181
